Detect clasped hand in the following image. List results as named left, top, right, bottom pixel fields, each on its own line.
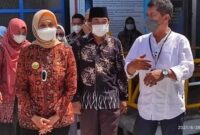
left=31, top=114, right=60, bottom=135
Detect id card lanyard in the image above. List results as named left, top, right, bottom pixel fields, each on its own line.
left=149, top=30, right=172, bottom=69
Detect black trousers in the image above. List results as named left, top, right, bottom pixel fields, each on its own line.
left=134, top=113, right=184, bottom=135
left=19, top=126, right=70, bottom=135
left=80, top=109, right=120, bottom=135
left=0, top=122, right=19, bottom=135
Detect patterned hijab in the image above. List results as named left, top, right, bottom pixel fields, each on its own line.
left=0, top=18, right=30, bottom=95
left=32, top=9, right=61, bottom=48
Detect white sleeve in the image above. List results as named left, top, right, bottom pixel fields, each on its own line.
left=124, top=38, right=140, bottom=79
left=170, top=37, right=194, bottom=81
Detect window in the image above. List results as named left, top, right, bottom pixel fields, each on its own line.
left=0, top=0, right=65, bottom=40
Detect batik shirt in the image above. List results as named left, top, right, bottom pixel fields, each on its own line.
left=0, top=46, right=16, bottom=123
left=67, top=31, right=87, bottom=65
left=66, top=31, right=84, bottom=46
left=15, top=44, right=77, bottom=130
left=73, top=34, right=128, bottom=110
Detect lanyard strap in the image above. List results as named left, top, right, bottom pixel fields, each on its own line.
left=149, top=30, right=172, bottom=67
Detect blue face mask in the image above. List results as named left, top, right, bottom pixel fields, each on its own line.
left=145, top=18, right=159, bottom=32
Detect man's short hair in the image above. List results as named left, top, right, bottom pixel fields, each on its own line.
left=72, top=13, right=85, bottom=22
left=148, top=0, right=173, bottom=18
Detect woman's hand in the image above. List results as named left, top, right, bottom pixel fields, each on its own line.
left=39, top=125, right=53, bottom=135
left=48, top=114, right=60, bottom=127
left=31, top=115, right=50, bottom=129
left=38, top=114, right=60, bottom=134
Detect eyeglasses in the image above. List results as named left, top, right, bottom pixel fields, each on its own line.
left=56, top=33, right=65, bottom=37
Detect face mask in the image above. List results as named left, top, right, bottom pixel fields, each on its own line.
left=145, top=18, right=159, bottom=32
left=13, top=34, right=26, bottom=44
left=126, top=24, right=134, bottom=30
left=57, top=36, right=64, bottom=41
left=72, top=25, right=82, bottom=34
left=37, top=27, right=57, bottom=41
left=92, top=24, right=109, bottom=37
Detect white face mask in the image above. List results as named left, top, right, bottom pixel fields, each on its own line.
left=72, top=25, right=82, bottom=34
left=126, top=24, right=134, bottom=30
left=37, top=27, right=57, bottom=41
left=92, top=24, right=109, bottom=37
left=57, top=36, right=64, bottom=41
left=13, top=34, right=26, bottom=44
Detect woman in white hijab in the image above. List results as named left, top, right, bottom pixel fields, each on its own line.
left=16, top=9, right=77, bottom=135
left=56, top=24, right=68, bottom=44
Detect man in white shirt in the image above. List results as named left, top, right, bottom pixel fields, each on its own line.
left=125, top=0, right=194, bottom=135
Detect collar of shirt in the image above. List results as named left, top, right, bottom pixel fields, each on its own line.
left=150, top=30, right=171, bottom=51
left=87, top=33, right=112, bottom=47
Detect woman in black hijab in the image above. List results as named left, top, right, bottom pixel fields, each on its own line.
left=118, top=16, right=142, bottom=54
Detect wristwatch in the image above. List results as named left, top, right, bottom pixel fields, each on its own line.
left=162, top=69, right=169, bottom=77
